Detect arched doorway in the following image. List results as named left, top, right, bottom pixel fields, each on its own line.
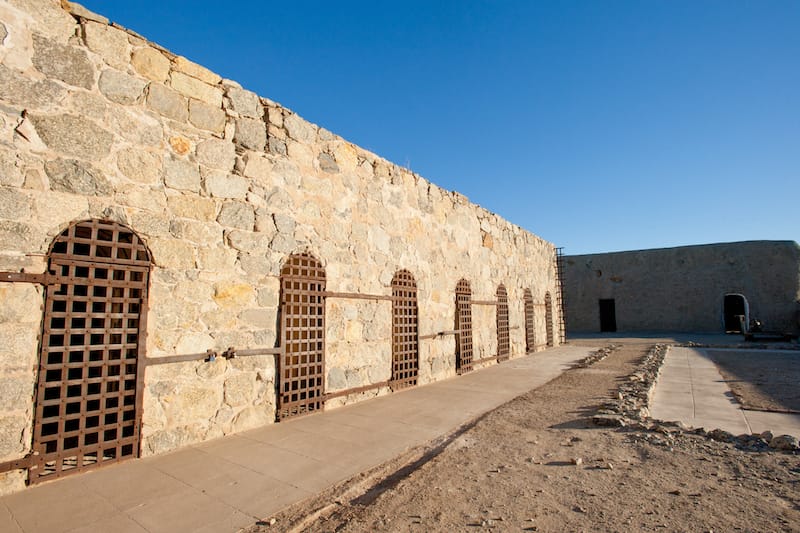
left=523, top=289, right=535, bottom=353
left=496, top=285, right=509, bottom=361
left=545, top=292, right=554, bottom=347
left=390, top=270, right=419, bottom=390
left=455, top=279, right=473, bottom=374
left=723, top=293, right=749, bottom=333
left=278, top=253, right=326, bottom=420
left=31, top=220, right=151, bottom=484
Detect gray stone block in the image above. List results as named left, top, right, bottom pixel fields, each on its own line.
left=31, top=34, right=94, bottom=89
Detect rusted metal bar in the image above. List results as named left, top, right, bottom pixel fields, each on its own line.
left=419, top=329, right=460, bottom=340
left=470, top=299, right=500, bottom=306
left=0, top=271, right=50, bottom=284
left=145, top=350, right=217, bottom=365
left=509, top=325, right=521, bottom=331
left=145, top=346, right=281, bottom=366
left=0, top=453, right=34, bottom=474
left=322, top=291, right=394, bottom=302
left=221, top=347, right=281, bottom=358
left=324, top=380, right=390, bottom=401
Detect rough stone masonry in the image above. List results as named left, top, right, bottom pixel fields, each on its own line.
left=0, top=0, right=561, bottom=493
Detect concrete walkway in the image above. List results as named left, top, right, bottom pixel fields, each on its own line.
left=0, top=345, right=592, bottom=533
left=650, top=346, right=800, bottom=437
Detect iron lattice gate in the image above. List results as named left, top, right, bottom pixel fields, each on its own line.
left=390, top=270, right=419, bottom=390
left=545, top=292, right=554, bottom=347
left=31, top=220, right=150, bottom=484
left=455, top=279, right=473, bottom=374
left=524, top=289, right=535, bottom=353
left=496, top=285, right=509, bottom=361
left=278, top=253, right=326, bottom=420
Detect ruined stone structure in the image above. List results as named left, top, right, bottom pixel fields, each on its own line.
left=0, top=1, right=562, bottom=492
left=564, top=241, right=800, bottom=334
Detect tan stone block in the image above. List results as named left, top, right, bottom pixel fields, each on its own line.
left=267, top=105, right=284, bottom=127
left=162, top=384, right=221, bottom=425
left=170, top=71, right=222, bottom=107
left=0, top=283, right=42, bottom=324
left=284, top=112, right=316, bottom=143
left=0, top=415, right=27, bottom=458
left=83, top=20, right=130, bottom=69
left=213, top=282, right=255, bottom=309
left=132, top=46, right=170, bottom=82
left=148, top=237, right=195, bottom=269
left=238, top=308, right=276, bottom=328
left=117, top=147, right=162, bottom=185
left=224, top=373, right=254, bottom=407
left=169, top=136, right=192, bottom=155
left=197, top=246, right=237, bottom=271
left=174, top=55, right=222, bottom=85
left=166, top=195, right=217, bottom=221
left=286, top=140, right=315, bottom=169
left=196, top=357, right=227, bottom=379
left=243, top=153, right=272, bottom=181
left=169, top=219, right=222, bottom=245
left=231, top=405, right=272, bottom=433
left=130, top=209, right=170, bottom=237
left=189, top=99, right=226, bottom=133
left=32, top=193, right=89, bottom=234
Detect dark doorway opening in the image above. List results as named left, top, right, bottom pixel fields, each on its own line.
left=599, top=299, right=617, bottom=332
left=723, top=294, right=747, bottom=333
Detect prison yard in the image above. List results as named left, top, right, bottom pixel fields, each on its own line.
left=0, top=1, right=798, bottom=532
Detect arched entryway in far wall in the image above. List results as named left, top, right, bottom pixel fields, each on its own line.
left=545, top=292, right=554, bottom=347
left=31, top=219, right=152, bottom=484
left=278, top=253, right=326, bottom=421
left=455, top=279, right=473, bottom=374
left=496, top=285, right=509, bottom=361
left=523, top=289, right=535, bottom=353
left=390, top=270, right=419, bottom=390
left=723, top=293, right=749, bottom=333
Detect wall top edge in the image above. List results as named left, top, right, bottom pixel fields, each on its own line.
left=60, top=2, right=555, bottom=250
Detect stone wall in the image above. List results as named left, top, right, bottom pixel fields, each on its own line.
left=564, top=241, right=800, bottom=334
left=0, top=0, right=561, bottom=493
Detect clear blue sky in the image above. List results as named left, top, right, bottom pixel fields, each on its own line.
left=81, top=0, right=799, bottom=255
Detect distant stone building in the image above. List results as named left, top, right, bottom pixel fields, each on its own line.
left=0, top=1, right=562, bottom=492
left=564, top=241, right=800, bottom=335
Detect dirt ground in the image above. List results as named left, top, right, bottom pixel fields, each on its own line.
left=247, top=343, right=800, bottom=532
left=706, top=349, right=800, bottom=413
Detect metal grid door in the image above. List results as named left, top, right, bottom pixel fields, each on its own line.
left=455, top=279, right=473, bottom=374
left=496, top=285, right=509, bottom=361
left=524, top=289, right=535, bottom=353
left=31, top=220, right=151, bottom=484
left=278, top=253, right=326, bottom=421
left=545, top=292, right=554, bottom=347
left=391, top=270, right=419, bottom=390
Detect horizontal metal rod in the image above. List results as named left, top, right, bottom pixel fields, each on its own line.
left=472, top=355, right=500, bottom=365
left=324, top=380, right=390, bottom=401
left=469, top=300, right=500, bottom=306
left=0, top=453, right=33, bottom=474
left=0, top=271, right=50, bottom=284
left=226, top=347, right=281, bottom=357
left=419, top=329, right=460, bottom=340
left=322, top=291, right=394, bottom=302
left=147, top=346, right=283, bottom=366
left=145, top=350, right=217, bottom=365
left=509, top=326, right=521, bottom=330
